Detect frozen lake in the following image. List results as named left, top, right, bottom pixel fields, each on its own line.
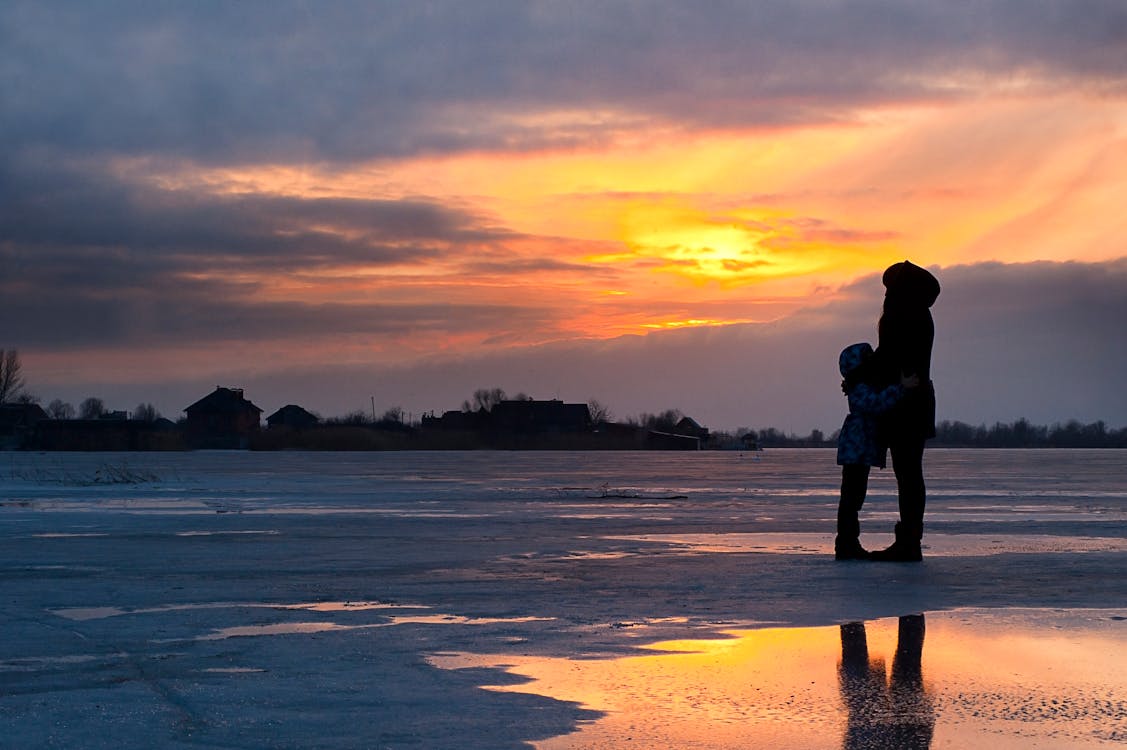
left=2, top=449, right=1125, bottom=748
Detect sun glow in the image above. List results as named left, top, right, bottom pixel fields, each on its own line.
left=641, top=318, right=750, bottom=330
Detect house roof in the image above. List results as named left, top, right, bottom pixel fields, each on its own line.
left=184, top=387, right=263, bottom=415
left=265, top=404, right=319, bottom=423
left=0, top=402, right=48, bottom=427
left=675, top=416, right=708, bottom=436
left=490, top=400, right=592, bottom=428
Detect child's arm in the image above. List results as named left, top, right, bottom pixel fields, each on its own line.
left=849, top=373, right=919, bottom=415
left=849, top=382, right=905, bottom=415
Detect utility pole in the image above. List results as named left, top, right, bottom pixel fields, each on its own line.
left=371, top=396, right=376, bottom=423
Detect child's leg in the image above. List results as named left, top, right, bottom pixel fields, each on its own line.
left=836, top=464, right=871, bottom=558
left=837, top=464, right=870, bottom=539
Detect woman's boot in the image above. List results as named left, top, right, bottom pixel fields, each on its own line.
left=869, top=522, right=922, bottom=562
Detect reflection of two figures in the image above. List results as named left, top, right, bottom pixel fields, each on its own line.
left=838, top=614, right=935, bottom=750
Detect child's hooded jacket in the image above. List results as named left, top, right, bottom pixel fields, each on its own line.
left=837, top=342, right=905, bottom=468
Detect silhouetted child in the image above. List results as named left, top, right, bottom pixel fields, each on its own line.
left=835, top=342, right=919, bottom=560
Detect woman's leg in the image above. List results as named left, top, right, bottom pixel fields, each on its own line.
left=890, top=437, right=926, bottom=540
left=871, top=437, right=926, bottom=561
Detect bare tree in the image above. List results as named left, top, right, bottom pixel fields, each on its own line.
left=47, top=399, right=76, bottom=420
left=329, top=410, right=369, bottom=426
left=0, top=349, right=26, bottom=403
left=637, top=409, right=683, bottom=432
left=132, top=402, right=160, bottom=422
left=380, top=406, right=404, bottom=424
left=465, top=387, right=508, bottom=413
left=79, top=397, right=106, bottom=420
left=587, top=399, right=613, bottom=425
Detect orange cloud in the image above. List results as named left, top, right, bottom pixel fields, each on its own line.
left=99, top=92, right=1124, bottom=358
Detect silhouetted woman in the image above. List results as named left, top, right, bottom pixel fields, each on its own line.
left=869, top=261, right=940, bottom=562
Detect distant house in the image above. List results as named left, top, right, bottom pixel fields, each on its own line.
left=488, top=400, right=592, bottom=435
left=739, top=433, right=762, bottom=451
left=421, top=409, right=489, bottom=432
left=0, top=402, right=48, bottom=449
left=645, top=430, right=702, bottom=450
left=266, top=404, right=320, bottom=430
left=673, top=416, right=709, bottom=441
left=34, top=417, right=182, bottom=451
left=184, top=387, right=263, bottom=449
left=420, top=400, right=593, bottom=441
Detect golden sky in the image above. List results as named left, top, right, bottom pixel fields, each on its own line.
left=131, top=93, right=1125, bottom=354
left=4, top=2, right=1126, bottom=423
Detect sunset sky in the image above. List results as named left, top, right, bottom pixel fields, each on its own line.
left=3, top=1, right=1126, bottom=431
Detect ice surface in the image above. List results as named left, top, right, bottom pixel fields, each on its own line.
left=1, top=449, right=1124, bottom=748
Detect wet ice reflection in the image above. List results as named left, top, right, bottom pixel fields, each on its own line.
left=431, top=610, right=1126, bottom=749
left=605, top=532, right=1127, bottom=557
left=839, top=616, right=933, bottom=750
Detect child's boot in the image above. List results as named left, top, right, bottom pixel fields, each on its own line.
left=834, top=509, right=868, bottom=560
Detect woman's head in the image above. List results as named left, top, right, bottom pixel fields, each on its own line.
left=882, top=261, right=940, bottom=308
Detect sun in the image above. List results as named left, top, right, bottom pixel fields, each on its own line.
left=602, top=200, right=832, bottom=286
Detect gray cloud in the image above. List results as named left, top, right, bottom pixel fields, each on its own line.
left=1, top=152, right=503, bottom=265
left=3, top=290, right=562, bottom=351
left=0, top=152, right=583, bottom=348
left=2, top=1, right=1124, bottom=163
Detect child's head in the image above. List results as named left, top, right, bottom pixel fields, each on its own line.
left=839, top=342, right=874, bottom=377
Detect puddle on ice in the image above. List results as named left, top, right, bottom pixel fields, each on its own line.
left=605, top=532, right=1127, bottom=557
left=52, top=600, right=427, bottom=621
left=293, top=601, right=420, bottom=613
left=174, top=530, right=280, bottom=537
left=195, top=622, right=371, bottom=640
left=51, top=599, right=555, bottom=644
left=430, top=609, right=1127, bottom=749
left=189, top=614, right=554, bottom=642
left=0, top=653, right=129, bottom=672
left=385, top=615, right=554, bottom=626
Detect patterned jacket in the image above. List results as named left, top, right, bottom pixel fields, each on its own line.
left=836, top=343, right=904, bottom=468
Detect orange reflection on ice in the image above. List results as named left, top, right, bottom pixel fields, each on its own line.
left=430, top=610, right=1127, bottom=749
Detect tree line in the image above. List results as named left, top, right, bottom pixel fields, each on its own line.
left=5, top=351, right=1127, bottom=448
left=729, top=419, right=1127, bottom=449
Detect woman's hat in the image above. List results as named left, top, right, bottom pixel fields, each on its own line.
left=882, top=260, right=940, bottom=307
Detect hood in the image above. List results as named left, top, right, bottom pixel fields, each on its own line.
left=882, top=260, right=940, bottom=307
left=839, top=342, right=873, bottom=377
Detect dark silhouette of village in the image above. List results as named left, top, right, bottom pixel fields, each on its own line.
left=0, top=386, right=718, bottom=452
left=2, top=384, right=1125, bottom=452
